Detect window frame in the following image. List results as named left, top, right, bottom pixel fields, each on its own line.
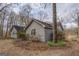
left=31, top=29, right=36, bottom=35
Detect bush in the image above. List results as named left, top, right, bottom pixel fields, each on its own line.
left=47, top=40, right=66, bottom=47
left=31, top=39, right=40, bottom=42
left=57, top=30, right=65, bottom=40
left=48, top=30, right=65, bottom=47
left=17, top=31, right=26, bottom=40
left=48, top=41, right=53, bottom=47
left=26, top=34, right=29, bottom=40
left=30, top=36, right=40, bottom=42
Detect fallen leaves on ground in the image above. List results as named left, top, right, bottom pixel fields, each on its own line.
left=0, top=38, right=78, bottom=56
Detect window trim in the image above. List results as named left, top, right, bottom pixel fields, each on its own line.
left=31, top=29, right=36, bottom=35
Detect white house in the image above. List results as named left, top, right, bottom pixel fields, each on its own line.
left=10, top=25, right=25, bottom=39
left=10, top=18, right=63, bottom=42
left=25, top=19, right=63, bottom=42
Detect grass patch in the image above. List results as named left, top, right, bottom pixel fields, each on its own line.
left=47, top=40, right=66, bottom=47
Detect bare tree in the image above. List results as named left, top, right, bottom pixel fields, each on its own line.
left=0, top=4, right=11, bottom=12
left=39, top=3, right=58, bottom=42
left=19, top=12, right=27, bottom=26
left=37, top=3, right=49, bottom=21
left=40, top=3, right=50, bottom=9
left=0, top=4, right=13, bottom=39
left=0, top=3, right=18, bottom=38
left=52, top=3, right=58, bottom=43
left=5, top=11, right=16, bottom=38
left=8, top=10, right=20, bottom=38
left=71, top=9, right=79, bottom=37
left=20, top=4, right=32, bottom=25
left=38, top=10, right=48, bottom=21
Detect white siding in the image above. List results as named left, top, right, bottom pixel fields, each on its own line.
left=26, top=21, right=45, bottom=42
left=11, top=28, right=17, bottom=38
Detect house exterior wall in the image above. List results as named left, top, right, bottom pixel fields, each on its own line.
left=11, top=28, right=17, bottom=38
left=26, top=21, right=46, bottom=42
left=45, top=29, right=52, bottom=42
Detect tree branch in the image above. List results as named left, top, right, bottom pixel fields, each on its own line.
left=0, top=4, right=11, bottom=12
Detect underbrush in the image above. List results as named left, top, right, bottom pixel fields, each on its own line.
left=13, top=40, right=48, bottom=50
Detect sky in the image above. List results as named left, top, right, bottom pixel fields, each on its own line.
left=4, top=3, right=79, bottom=29
left=31, top=3, right=79, bottom=29
left=57, top=3, right=79, bottom=28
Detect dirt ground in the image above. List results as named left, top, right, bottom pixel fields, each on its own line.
left=0, top=35, right=79, bottom=56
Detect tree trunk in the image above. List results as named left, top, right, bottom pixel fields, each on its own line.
left=1, top=12, right=5, bottom=39
left=5, top=19, right=9, bottom=38
left=27, top=14, right=30, bottom=25
left=77, top=16, right=79, bottom=37
left=1, top=16, right=5, bottom=39
left=52, top=3, right=58, bottom=43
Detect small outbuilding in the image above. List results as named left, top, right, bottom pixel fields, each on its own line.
left=10, top=25, right=25, bottom=39
left=25, top=19, right=64, bottom=42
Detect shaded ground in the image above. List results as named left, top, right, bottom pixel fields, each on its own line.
left=0, top=36, right=79, bottom=56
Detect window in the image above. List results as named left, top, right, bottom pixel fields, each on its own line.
left=13, top=32, right=16, bottom=34
left=31, top=29, right=36, bottom=35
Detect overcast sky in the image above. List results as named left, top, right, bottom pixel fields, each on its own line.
left=13, top=4, right=79, bottom=20
left=30, top=3, right=79, bottom=28
left=4, top=3, right=79, bottom=29
left=57, top=3, right=79, bottom=28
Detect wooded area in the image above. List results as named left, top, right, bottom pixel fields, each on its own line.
left=0, top=3, right=79, bottom=56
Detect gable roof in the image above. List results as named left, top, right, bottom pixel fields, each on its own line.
left=25, top=19, right=64, bottom=31
left=25, top=19, right=52, bottom=30
left=34, top=19, right=52, bottom=29
left=10, top=25, right=25, bottom=32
